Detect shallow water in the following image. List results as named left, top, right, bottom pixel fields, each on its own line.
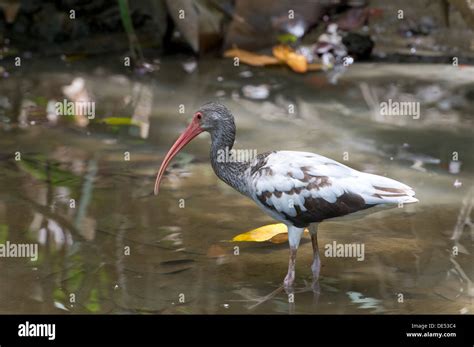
left=0, top=57, right=473, bottom=314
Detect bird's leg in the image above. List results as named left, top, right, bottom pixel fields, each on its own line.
left=309, top=223, right=321, bottom=293
left=284, top=226, right=304, bottom=288
left=284, top=248, right=297, bottom=288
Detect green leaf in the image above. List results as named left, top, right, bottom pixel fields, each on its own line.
left=101, top=117, right=137, bottom=126
left=277, top=33, right=297, bottom=44
left=0, top=224, right=8, bottom=244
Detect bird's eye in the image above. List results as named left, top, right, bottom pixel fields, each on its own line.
left=196, top=113, right=202, bottom=120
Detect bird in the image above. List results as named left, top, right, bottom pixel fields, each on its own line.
left=154, top=102, right=418, bottom=289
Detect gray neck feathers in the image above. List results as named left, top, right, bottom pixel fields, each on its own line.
left=209, top=120, right=250, bottom=196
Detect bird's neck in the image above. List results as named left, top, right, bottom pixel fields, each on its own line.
left=210, top=126, right=250, bottom=196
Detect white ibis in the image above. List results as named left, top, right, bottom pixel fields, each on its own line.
left=154, top=102, right=418, bottom=288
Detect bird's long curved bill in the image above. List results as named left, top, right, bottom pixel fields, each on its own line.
left=154, top=119, right=203, bottom=195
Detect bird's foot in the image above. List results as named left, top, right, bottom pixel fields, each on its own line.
left=283, top=272, right=295, bottom=289
left=311, top=278, right=321, bottom=295
left=311, top=268, right=320, bottom=291
left=311, top=261, right=321, bottom=294
left=246, top=285, right=285, bottom=310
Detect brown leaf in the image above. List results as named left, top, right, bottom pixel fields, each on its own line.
left=269, top=232, right=289, bottom=244
left=207, top=244, right=226, bottom=258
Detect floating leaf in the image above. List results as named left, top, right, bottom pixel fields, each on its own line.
left=224, top=47, right=280, bottom=67
left=268, top=232, right=289, bottom=244
left=224, top=46, right=319, bottom=73
left=233, top=223, right=288, bottom=242
left=268, top=229, right=308, bottom=244
left=207, top=244, right=226, bottom=258
left=101, top=117, right=138, bottom=126
left=233, top=223, right=310, bottom=243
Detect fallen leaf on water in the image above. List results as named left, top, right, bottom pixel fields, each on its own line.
left=224, top=46, right=322, bottom=74
left=268, top=232, right=289, bottom=244
left=232, top=223, right=309, bottom=243
left=233, top=223, right=287, bottom=242
left=224, top=47, right=280, bottom=67
left=101, top=117, right=138, bottom=126
left=272, top=45, right=308, bottom=73
left=207, top=244, right=226, bottom=258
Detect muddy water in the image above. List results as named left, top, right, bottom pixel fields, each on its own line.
left=0, top=58, right=472, bottom=314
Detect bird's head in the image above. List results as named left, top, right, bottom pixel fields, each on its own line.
left=194, top=102, right=234, bottom=132
left=154, top=102, right=234, bottom=195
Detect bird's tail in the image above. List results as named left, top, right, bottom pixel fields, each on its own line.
left=360, top=172, right=419, bottom=205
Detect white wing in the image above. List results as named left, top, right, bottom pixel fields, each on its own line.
left=248, top=151, right=417, bottom=225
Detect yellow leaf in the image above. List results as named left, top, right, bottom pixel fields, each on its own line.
left=224, top=47, right=281, bottom=67
left=101, top=117, right=137, bottom=126
left=287, top=52, right=307, bottom=73
left=272, top=45, right=308, bottom=73
left=232, top=223, right=288, bottom=242
left=232, top=223, right=310, bottom=243
left=272, top=44, right=291, bottom=61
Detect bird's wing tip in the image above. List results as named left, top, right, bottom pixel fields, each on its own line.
left=403, top=196, right=419, bottom=204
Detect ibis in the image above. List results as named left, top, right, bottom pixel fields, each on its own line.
left=154, top=102, right=418, bottom=288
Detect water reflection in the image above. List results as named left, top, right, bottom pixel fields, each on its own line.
left=0, top=59, right=472, bottom=314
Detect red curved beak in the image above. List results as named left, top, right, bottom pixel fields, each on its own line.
left=154, top=117, right=203, bottom=195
